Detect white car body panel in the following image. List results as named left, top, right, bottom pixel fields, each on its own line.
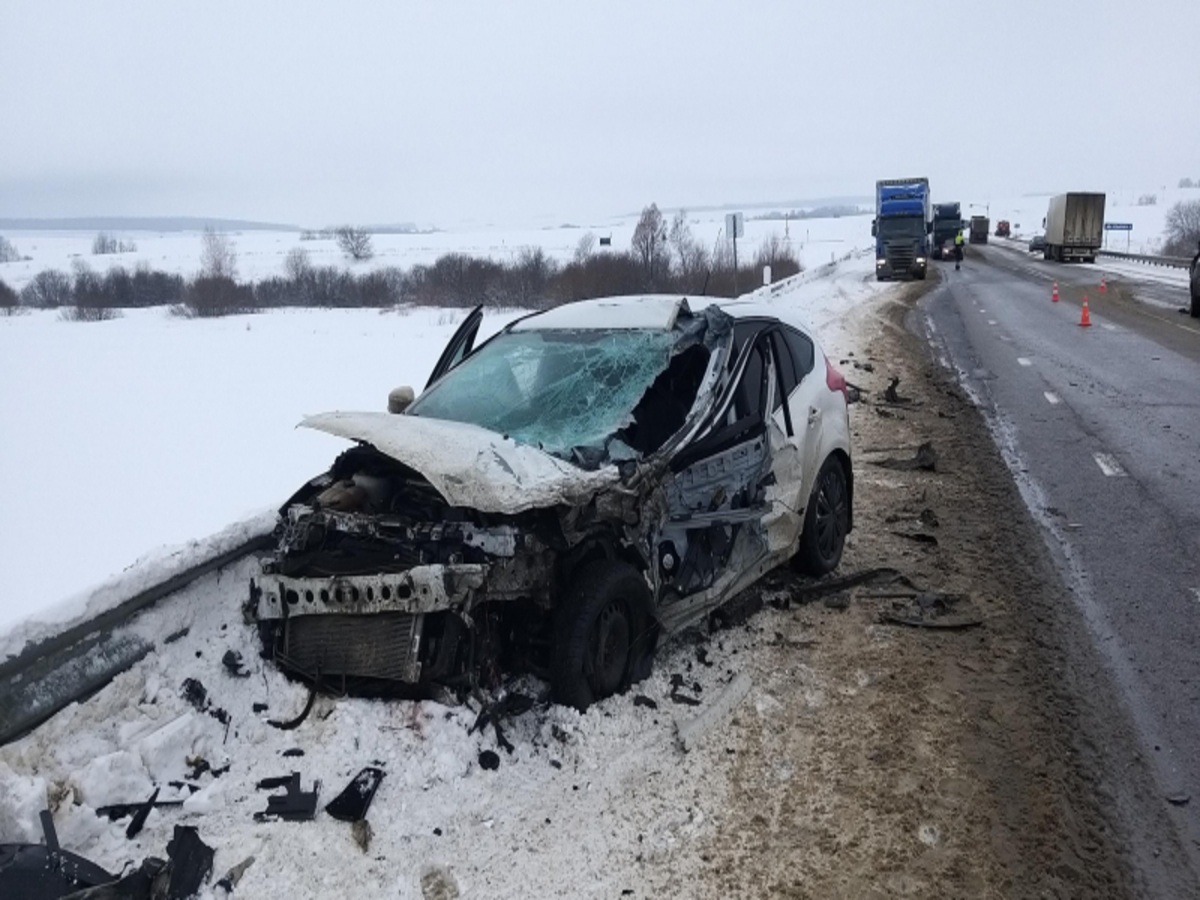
left=301, top=411, right=619, bottom=515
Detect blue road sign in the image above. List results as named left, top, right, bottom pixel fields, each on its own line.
left=1104, top=223, right=1133, bottom=231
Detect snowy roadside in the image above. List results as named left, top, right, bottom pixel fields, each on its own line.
left=0, top=255, right=898, bottom=899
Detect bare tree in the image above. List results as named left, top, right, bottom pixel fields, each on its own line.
left=1163, top=199, right=1200, bottom=256
left=19, top=269, right=72, bottom=308
left=335, top=226, right=374, bottom=261
left=1179, top=177, right=1195, bottom=189
left=0, top=280, right=17, bottom=315
left=631, top=203, right=669, bottom=285
left=574, top=231, right=596, bottom=263
left=0, top=236, right=19, bottom=263
left=92, top=232, right=118, bottom=254
left=668, top=210, right=698, bottom=277
left=200, top=226, right=238, bottom=279
left=284, top=246, right=312, bottom=281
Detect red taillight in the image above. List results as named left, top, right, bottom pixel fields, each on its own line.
left=825, top=356, right=849, bottom=403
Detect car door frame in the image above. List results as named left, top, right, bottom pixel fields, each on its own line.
left=425, top=305, right=483, bottom=389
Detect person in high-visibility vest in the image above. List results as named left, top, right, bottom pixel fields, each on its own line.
left=953, top=231, right=965, bottom=271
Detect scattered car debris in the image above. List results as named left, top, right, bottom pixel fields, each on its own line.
left=124, top=787, right=160, bottom=839
left=254, top=773, right=320, bottom=822
left=215, top=856, right=255, bottom=894
left=351, top=819, right=373, bottom=853
left=163, top=826, right=215, bottom=899
left=823, top=593, right=850, bottom=610
left=1165, top=791, right=1191, bottom=807
left=875, top=441, right=938, bottom=472
left=918, top=508, right=939, bottom=528
left=282, top=748, right=304, bottom=757
left=163, top=627, right=190, bottom=645
left=696, top=647, right=713, bottom=667
left=95, top=796, right=185, bottom=823
left=179, top=678, right=231, bottom=734
left=221, top=650, right=250, bottom=678
left=267, top=687, right=316, bottom=731
left=0, top=810, right=114, bottom=898
left=879, top=592, right=982, bottom=630
left=251, top=702, right=269, bottom=714
left=633, top=695, right=658, bottom=710
left=669, top=690, right=702, bottom=707
left=675, top=673, right=752, bottom=752
left=478, top=750, right=500, bottom=771
left=59, top=857, right=168, bottom=899
left=891, top=531, right=939, bottom=547
left=325, top=767, right=386, bottom=823
left=884, top=376, right=910, bottom=404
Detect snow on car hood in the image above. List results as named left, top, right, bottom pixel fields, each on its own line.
left=300, top=411, right=621, bottom=514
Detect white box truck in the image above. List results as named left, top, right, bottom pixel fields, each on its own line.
left=1042, top=192, right=1106, bottom=263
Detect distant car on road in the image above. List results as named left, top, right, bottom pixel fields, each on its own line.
left=1028, top=235, right=1046, bottom=254
left=995, top=220, right=1011, bottom=238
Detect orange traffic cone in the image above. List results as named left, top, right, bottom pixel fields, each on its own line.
left=1079, top=296, right=1092, bottom=327
left=1052, top=282, right=1059, bottom=302
left=1099, top=276, right=1107, bottom=294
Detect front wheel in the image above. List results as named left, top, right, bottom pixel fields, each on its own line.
left=795, top=457, right=850, bottom=577
left=552, top=560, right=651, bottom=711
left=1191, top=291, right=1199, bottom=318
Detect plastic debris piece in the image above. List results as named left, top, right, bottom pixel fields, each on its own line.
left=164, top=825, right=215, bottom=899
left=478, top=751, right=500, bottom=771
left=325, top=767, right=386, bottom=823
left=253, top=773, right=320, bottom=822
left=216, top=856, right=255, bottom=893
left=125, top=787, right=160, bottom=839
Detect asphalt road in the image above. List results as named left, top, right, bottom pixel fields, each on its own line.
left=917, top=245, right=1200, bottom=894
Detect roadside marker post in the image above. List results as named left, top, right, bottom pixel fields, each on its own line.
left=1052, top=282, right=1059, bottom=302
left=1099, top=276, right=1107, bottom=294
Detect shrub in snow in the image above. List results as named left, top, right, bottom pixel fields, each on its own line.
left=19, top=269, right=72, bottom=308
left=0, top=235, right=19, bottom=263
left=182, top=274, right=257, bottom=317
left=0, top=279, right=17, bottom=315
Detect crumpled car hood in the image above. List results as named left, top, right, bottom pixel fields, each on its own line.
left=300, top=412, right=621, bottom=514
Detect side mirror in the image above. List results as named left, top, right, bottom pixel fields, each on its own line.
left=870, top=219, right=877, bottom=238
left=388, top=385, right=415, bottom=414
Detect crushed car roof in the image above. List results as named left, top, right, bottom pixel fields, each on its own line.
left=510, top=295, right=690, bottom=331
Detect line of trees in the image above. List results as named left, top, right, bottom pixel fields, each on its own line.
left=1163, top=199, right=1200, bottom=257
left=92, top=232, right=137, bottom=254
left=0, top=205, right=802, bottom=320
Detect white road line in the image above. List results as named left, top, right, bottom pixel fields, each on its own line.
left=1017, top=357, right=1032, bottom=366
left=1044, top=391, right=1061, bottom=405
left=988, top=319, right=997, bottom=325
left=1101, top=323, right=1117, bottom=331
left=1093, top=452, right=1127, bottom=477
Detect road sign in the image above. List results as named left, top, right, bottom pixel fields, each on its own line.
left=724, top=212, right=744, bottom=239
left=1104, top=223, right=1133, bottom=231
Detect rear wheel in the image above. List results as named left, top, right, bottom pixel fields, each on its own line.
left=796, top=457, right=850, bottom=577
left=1191, top=290, right=1199, bottom=318
left=552, top=560, right=650, bottom=711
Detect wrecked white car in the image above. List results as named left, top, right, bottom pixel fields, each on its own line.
left=252, top=295, right=853, bottom=709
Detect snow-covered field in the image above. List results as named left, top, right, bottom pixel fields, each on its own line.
left=0, top=254, right=898, bottom=900
left=0, top=210, right=873, bottom=292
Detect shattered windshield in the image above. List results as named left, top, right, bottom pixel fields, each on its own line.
left=407, top=328, right=678, bottom=462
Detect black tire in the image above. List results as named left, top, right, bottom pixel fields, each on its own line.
left=796, top=456, right=850, bottom=577
left=916, top=269, right=927, bottom=281
left=1191, top=291, right=1199, bottom=318
left=552, top=560, right=651, bottom=711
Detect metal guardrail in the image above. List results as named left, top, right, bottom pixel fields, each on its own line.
left=0, top=532, right=273, bottom=746
left=1095, top=249, right=1192, bottom=270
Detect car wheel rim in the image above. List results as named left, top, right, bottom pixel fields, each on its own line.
left=814, top=468, right=847, bottom=563
left=585, top=600, right=631, bottom=698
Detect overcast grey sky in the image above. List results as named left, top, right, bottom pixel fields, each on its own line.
left=1, top=1, right=1196, bottom=226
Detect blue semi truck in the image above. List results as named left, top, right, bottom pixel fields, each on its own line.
left=873, top=178, right=931, bottom=280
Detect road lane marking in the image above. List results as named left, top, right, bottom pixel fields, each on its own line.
left=1093, top=452, right=1127, bottom=477
left=1017, top=357, right=1032, bottom=366
left=988, top=320, right=997, bottom=325
left=1101, top=323, right=1116, bottom=331
left=1044, top=391, right=1061, bottom=404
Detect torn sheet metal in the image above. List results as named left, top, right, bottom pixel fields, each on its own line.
left=300, top=412, right=620, bottom=514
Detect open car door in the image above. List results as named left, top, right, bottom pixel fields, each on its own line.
left=425, top=305, right=483, bottom=389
